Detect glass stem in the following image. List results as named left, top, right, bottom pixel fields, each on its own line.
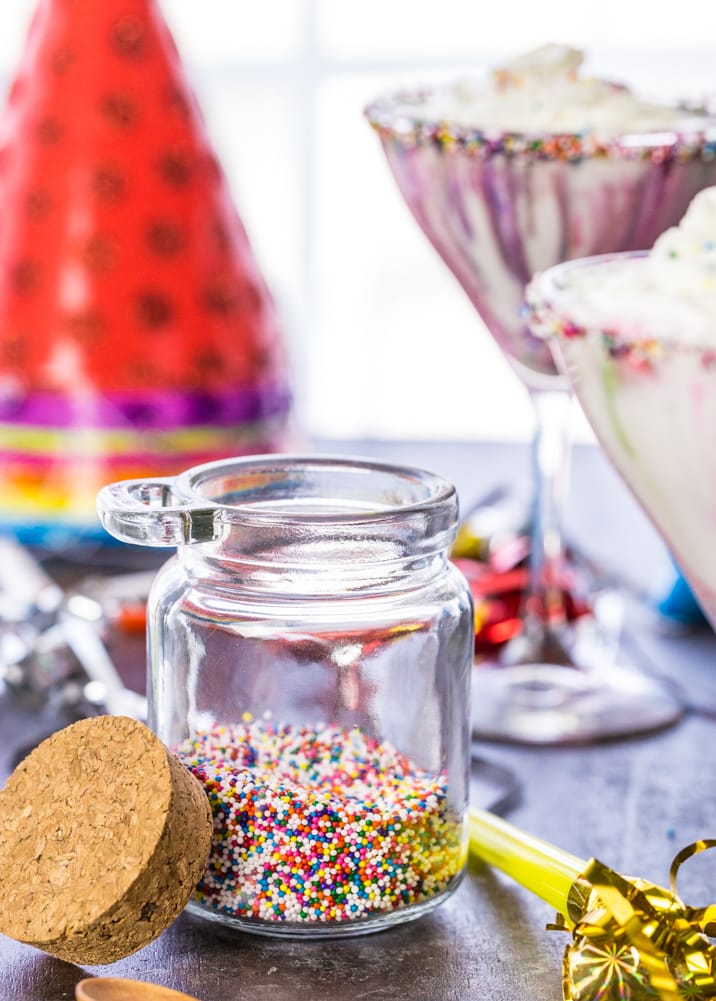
left=523, top=386, right=574, bottom=654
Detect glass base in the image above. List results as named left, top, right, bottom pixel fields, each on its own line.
left=471, top=660, right=683, bottom=744
left=185, top=875, right=463, bottom=939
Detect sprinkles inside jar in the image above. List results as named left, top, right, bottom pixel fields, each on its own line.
left=178, top=721, right=464, bottom=926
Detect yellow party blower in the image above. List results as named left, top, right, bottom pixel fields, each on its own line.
left=469, top=807, right=716, bottom=1001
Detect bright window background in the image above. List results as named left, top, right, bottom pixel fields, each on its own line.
left=0, top=1, right=714, bottom=442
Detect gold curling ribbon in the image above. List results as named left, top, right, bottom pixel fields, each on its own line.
left=558, top=844, right=716, bottom=1000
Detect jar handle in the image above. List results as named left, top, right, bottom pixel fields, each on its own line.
left=97, top=477, right=219, bottom=547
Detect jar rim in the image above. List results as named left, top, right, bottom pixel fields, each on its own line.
left=174, top=453, right=457, bottom=525
left=97, top=453, right=460, bottom=550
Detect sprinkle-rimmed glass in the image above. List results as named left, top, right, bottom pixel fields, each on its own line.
left=366, top=82, right=716, bottom=743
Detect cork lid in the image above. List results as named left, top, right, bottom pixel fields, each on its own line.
left=0, top=716, right=213, bottom=965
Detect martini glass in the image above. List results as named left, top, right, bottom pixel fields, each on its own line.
left=365, top=85, right=716, bottom=743
left=529, top=250, right=716, bottom=631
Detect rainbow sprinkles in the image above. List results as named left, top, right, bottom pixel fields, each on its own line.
left=178, top=721, right=464, bottom=928
left=366, top=44, right=716, bottom=163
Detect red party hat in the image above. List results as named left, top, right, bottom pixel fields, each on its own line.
left=0, top=0, right=292, bottom=541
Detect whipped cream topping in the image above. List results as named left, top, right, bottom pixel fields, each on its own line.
left=414, top=44, right=697, bottom=137
left=652, top=186, right=716, bottom=284
left=540, top=187, right=716, bottom=344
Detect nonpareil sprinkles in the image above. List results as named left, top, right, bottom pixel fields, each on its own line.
left=178, top=721, right=463, bottom=924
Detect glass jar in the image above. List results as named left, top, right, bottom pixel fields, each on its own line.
left=98, top=454, right=474, bottom=938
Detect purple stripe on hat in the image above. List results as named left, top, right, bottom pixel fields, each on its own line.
left=0, top=382, right=292, bottom=429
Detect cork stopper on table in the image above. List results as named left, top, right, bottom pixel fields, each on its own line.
left=0, top=716, right=213, bottom=965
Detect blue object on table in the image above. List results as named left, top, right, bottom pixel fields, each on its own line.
left=656, top=564, right=708, bottom=627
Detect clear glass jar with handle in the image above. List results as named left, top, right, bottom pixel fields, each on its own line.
left=98, top=454, right=474, bottom=937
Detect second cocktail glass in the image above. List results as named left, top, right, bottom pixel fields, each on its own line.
left=528, top=239, right=716, bottom=635
left=366, top=56, right=716, bottom=742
